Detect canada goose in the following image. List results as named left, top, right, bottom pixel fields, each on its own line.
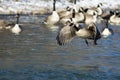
left=60, top=9, right=85, bottom=25
left=74, top=8, right=98, bottom=25
left=71, top=9, right=85, bottom=23
left=59, top=8, right=74, bottom=24
left=75, top=23, right=101, bottom=45
left=84, top=12, right=98, bottom=24
left=101, top=20, right=114, bottom=38
left=0, top=20, right=14, bottom=29
left=59, top=0, right=78, bottom=18
left=58, top=6, right=72, bottom=18
left=10, top=13, right=22, bottom=35
left=56, top=21, right=76, bottom=45
left=85, top=3, right=103, bottom=16
left=96, top=3, right=103, bottom=16
left=100, top=11, right=113, bottom=20
left=44, top=0, right=60, bottom=25
left=56, top=22, right=101, bottom=46
left=94, top=10, right=114, bottom=38
left=109, top=11, right=120, bottom=25
left=116, top=11, right=120, bottom=17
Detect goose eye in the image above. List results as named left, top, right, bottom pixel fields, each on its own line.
left=69, top=23, right=74, bottom=26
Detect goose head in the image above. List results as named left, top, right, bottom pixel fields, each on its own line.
left=115, top=10, right=120, bottom=17
left=97, top=3, right=103, bottom=7
left=66, top=6, right=72, bottom=11
left=110, top=10, right=114, bottom=15
left=96, top=3, right=103, bottom=16
left=78, top=7, right=84, bottom=12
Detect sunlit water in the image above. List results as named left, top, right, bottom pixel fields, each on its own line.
left=0, top=14, right=120, bottom=80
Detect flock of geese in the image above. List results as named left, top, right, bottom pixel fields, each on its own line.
left=44, top=0, right=120, bottom=46
left=0, top=0, right=120, bottom=46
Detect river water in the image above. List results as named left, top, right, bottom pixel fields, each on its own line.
left=0, top=14, right=120, bottom=80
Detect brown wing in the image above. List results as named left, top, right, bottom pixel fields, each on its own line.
left=56, top=24, right=76, bottom=45
left=88, top=23, right=100, bottom=39
left=101, top=13, right=112, bottom=20
left=88, top=23, right=100, bottom=45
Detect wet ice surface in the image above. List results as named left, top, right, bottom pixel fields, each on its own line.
left=0, top=14, right=120, bottom=80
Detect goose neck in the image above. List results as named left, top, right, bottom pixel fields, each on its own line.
left=74, top=0, right=76, bottom=4
left=53, top=0, right=56, bottom=11
left=16, top=14, right=20, bottom=24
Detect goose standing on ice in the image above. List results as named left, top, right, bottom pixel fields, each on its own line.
left=44, top=0, right=60, bottom=25
left=10, top=13, right=22, bottom=35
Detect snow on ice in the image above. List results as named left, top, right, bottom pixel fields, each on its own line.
left=0, top=0, right=120, bottom=14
